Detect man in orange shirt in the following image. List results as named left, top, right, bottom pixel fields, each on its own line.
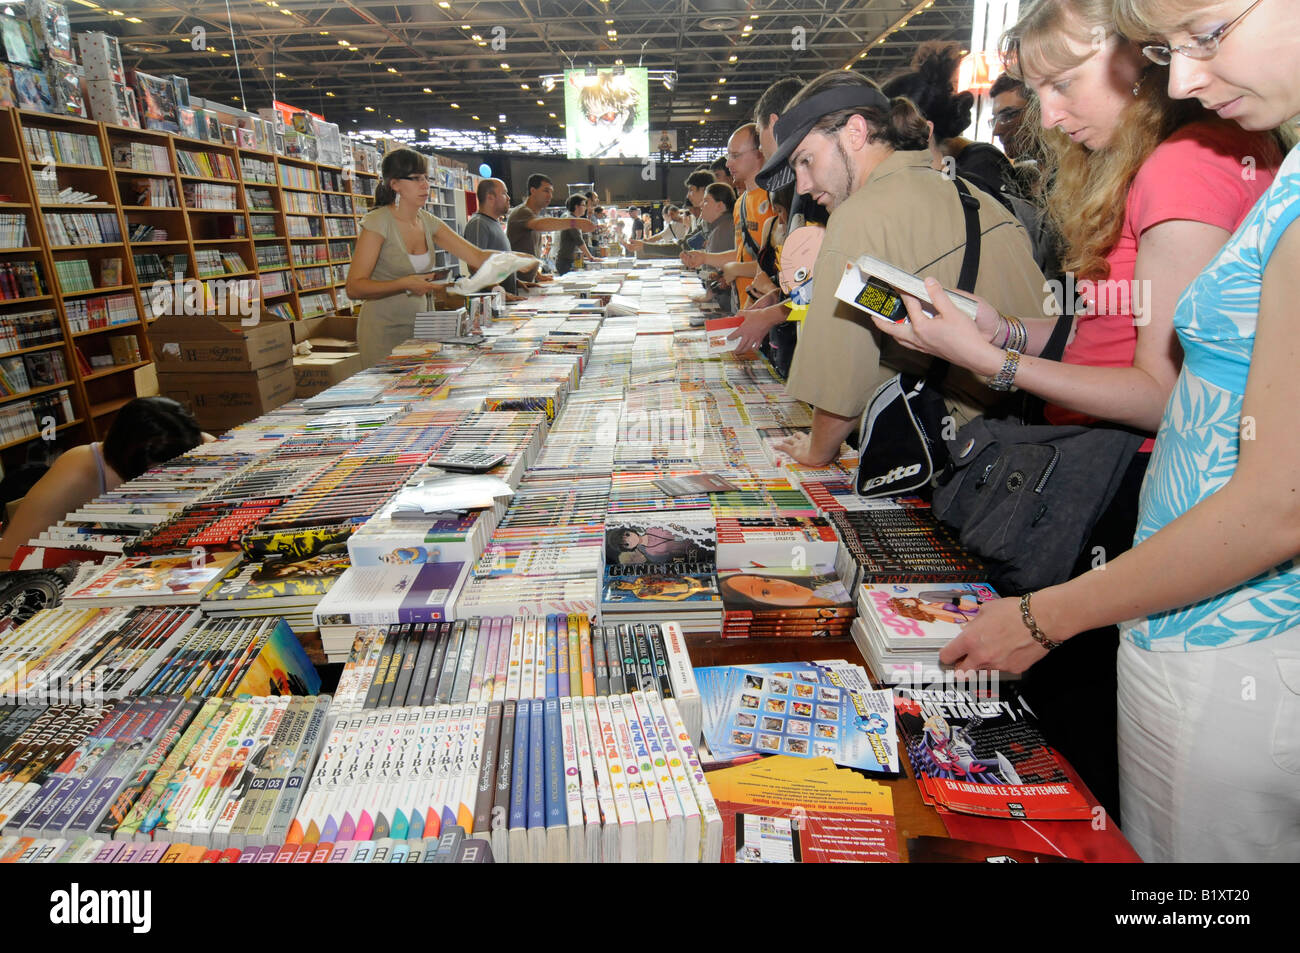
left=681, top=123, right=774, bottom=307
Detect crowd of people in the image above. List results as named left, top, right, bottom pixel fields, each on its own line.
left=2, top=0, right=1287, bottom=866
left=363, top=0, right=1291, bottom=863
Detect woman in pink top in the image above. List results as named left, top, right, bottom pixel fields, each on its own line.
left=870, top=0, right=1282, bottom=825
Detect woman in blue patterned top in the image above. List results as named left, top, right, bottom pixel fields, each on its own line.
left=921, top=0, right=1300, bottom=862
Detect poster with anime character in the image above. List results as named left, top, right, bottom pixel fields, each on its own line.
left=564, top=67, right=649, bottom=159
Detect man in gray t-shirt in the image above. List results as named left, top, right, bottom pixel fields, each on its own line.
left=463, top=177, right=518, bottom=295
left=505, top=173, right=594, bottom=280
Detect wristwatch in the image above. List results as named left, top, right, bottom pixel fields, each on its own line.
left=986, top=348, right=1021, bottom=391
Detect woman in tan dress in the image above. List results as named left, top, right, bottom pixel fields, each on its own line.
left=347, top=148, right=529, bottom=366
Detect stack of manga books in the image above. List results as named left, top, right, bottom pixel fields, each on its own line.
left=307, top=615, right=716, bottom=864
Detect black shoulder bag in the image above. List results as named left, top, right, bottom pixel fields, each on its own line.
left=928, top=220, right=1145, bottom=594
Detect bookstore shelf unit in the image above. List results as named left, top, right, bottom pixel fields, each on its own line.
left=0, top=103, right=463, bottom=475
left=16, top=109, right=155, bottom=432
left=1, top=108, right=100, bottom=467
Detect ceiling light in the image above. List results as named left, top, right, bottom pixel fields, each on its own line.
left=275, top=71, right=287, bottom=78
left=281, top=8, right=292, bottom=14
left=500, top=63, right=509, bottom=70
left=471, top=33, right=481, bottom=40
left=718, top=77, right=726, bottom=84
left=423, top=87, right=433, bottom=93
left=536, top=99, right=544, bottom=106
left=750, top=13, right=759, bottom=18
left=472, top=115, right=479, bottom=120
left=614, top=59, right=623, bottom=65
left=548, top=112, right=556, bottom=118
left=325, top=91, right=335, bottom=97
left=125, top=16, right=142, bottom=23
left=438, top=1, right=451, bottom=6
left=107, top=8, right=123, bottom=15
left=365, top=106, right=375, bottom=111
left=69, top=0, right=101, bottom=7
left=605, top=18, right=613, bottom=24
left=338, top=39, right=349, bottom=45
left=451, top=103, right=460, bottom=108
left=348, top=47, right=358, bottom=52
left=728, top=55, right=737, bottom=62
left=728, top=96, right=737, bottom=105
left=558, top=123, right=565, bottom=128
left=489, top=125, right=497, bottom=131
left=387, top=67, right=398, bottom=73
left=710, top=93, right=717, bottom=100
left=698, top=119, right=705, bottom=124
left=476, top=41, right=486, bottom=46
left=607, top=30, right=616, bottom=36
left=498, top=113, right=506, bottom=120
left=703, top=107, right=711, bottom=113
left=461, top=24, right=469, bottom=29
left=320, top=31, right=328, bottom=35
left=520, top=83, right=529, bottom=89
left=221, top=52, right=231, bottom=57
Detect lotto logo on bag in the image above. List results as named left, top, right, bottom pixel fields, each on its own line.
left=861, top=464, right=922, bottom=492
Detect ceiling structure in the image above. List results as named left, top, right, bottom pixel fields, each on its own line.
left=64, top=0, right=977, bottom=155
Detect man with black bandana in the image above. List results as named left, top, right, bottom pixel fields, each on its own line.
left=754, top=70, right=1047, bottom=468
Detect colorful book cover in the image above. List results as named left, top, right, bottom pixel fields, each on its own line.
left=228, top=619, right=322, bottom=697
left=202, top=553, right=350, bottom=607
left=697, top=660, right=899, bottom=775
left=313, top=561, right=470, bottom=626
left=65, top=552, right=241, bottom=606
left=893, top=686, right=1093, bottom=821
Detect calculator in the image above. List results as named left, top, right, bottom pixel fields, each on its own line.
left=427, top=450, right=508, bottom=472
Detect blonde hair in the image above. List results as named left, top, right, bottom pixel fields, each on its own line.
left=1111, top=0, right=1297, bottom=151
left=1003, top=0, right=1205, bottom=279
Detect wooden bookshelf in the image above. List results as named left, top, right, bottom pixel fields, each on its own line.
left=18, top=110, right=156, bottom=438
left=0, top=108, right=93, bottom=467
left=0, top=106, right=381, bottom=463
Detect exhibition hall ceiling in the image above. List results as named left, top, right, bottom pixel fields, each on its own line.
left=67, top=0, right=975, bottom=152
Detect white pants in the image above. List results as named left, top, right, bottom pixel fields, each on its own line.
left=1117, top=628, right=1300, bottom=862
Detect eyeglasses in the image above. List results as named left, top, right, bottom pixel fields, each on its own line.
left=1141, top=0, right=1264, bottom=64
left=399, top=174, right=430, bottom=184
left=988, top=106, right=1025, bottom=128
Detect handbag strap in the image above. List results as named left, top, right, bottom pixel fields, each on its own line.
left=924, top=177, right=984, bottom=389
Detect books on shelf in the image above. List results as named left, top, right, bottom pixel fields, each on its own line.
left=0, top=310, right=61, bottom=350
left=0, top=213, right=30, bottom=247
left=21, top=127, right=103, bottom=166
left=111, top=141, right=169, bottom=173
left=64, top=293, right=138, bottom=333
left=42, top=211, right=122, bottom=245
left=127, top=177, right=177, bottom=206
left=182, top=181, right=237, bottom=210
left=0, top=261, right=46, bottom=300
left=254, top=244, right=290, bottom=270
left=174, top=149, right=236, bottom=179
left=52, top=259, right=95, bottom=293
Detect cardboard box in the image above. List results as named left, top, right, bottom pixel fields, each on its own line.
left=157, top=359, right=294, bottom=432
left=148, top=313, right=293, bottom=373
left=290, top=315, right=358, bottom=349
left=294, top=351, right=363, bottom=398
